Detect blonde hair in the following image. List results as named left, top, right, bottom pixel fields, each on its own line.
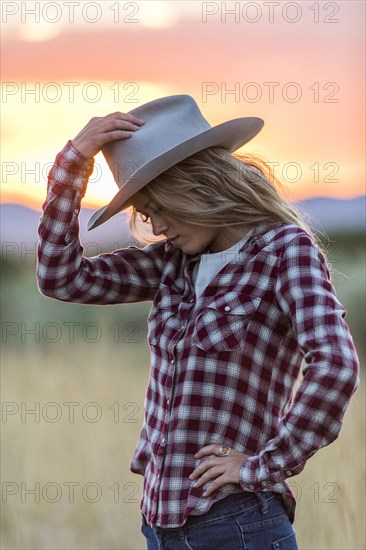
left=128, top=146, right=324, bottom=254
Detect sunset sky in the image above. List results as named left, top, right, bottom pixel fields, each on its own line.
left=1, top=0, right=365, bottom=211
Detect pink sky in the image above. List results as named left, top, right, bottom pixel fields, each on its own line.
left=1, top=1, right=365, bottom=210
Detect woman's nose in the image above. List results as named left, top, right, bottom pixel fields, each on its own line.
left=151, top=217, right=168, bottom=236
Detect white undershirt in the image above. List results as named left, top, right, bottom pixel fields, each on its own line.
left=192, top=227, right=255, bottom=298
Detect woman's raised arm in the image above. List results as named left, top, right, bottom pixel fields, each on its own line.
left=36, top=114, right=166, bottom=305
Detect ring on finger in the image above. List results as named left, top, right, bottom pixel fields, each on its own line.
left=216, top=445, right=231, bottom=457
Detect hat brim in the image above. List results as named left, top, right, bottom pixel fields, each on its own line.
left=87, top=116, right=264, bottom=231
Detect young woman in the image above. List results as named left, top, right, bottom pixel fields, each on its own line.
left=37, top=95, right=360, bottom=549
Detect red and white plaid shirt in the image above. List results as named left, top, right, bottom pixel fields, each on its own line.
left=37, top=141, right=360, bottom=528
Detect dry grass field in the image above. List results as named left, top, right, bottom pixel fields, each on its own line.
left=1, top=344, right=364, bottom=549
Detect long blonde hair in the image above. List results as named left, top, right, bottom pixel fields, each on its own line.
left=128, top=146, right=323, bottom=252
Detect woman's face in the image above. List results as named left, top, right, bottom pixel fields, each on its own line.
left=130, top=191, right=240, bottom=255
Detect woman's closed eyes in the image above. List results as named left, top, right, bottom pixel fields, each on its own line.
left=140, top=209, right=161, bottom=223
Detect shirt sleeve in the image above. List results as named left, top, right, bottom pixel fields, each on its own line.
left=36, top=140, right=165, bottom=305
left=238, top=231, right=360, bottom=489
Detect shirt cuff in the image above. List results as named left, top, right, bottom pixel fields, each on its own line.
left=238, top=450, right=306, bottom=491
left=47, top=140, right=95, bottom=196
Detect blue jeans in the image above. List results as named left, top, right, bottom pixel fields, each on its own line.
left=141, top=491, right=298, bottom=549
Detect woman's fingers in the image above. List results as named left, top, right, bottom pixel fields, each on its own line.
left=71, top=112, right=145, bottom=159
left=190, top=455, right=243, bottom=496
left=189, top=448, right=251, bottom=496
left=194, top=444, right=220, bottom=459
left=103, top=110, right=144, bottom=124
left=99, top=111, right=144, bottom=130
left=190, top=460, right=223, bottom=484
left=100, top=118, right=142, bottom=135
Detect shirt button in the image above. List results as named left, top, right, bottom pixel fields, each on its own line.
left=261, top=481, right=268, bottom=487
left=74, top=208, right=79, bottom=215
left=171, top=360, right=174, bottom=364
left=224, top=306, right=231, bottom=312
left=162, top=438, right=166, bottom=444
left=248, top=484, right=255, bottom=490
left=189, top=298, right=194, bottom=303
left=167, top=399, right=170, bottom=406
left=64, top=234, right=71, bottom=244
left=285, top=470, right=292, bottom=476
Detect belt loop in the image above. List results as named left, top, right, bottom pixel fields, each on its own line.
left=256, top=492, right=269, bottom=514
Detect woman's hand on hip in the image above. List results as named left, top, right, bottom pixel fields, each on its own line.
left=71, top=111, right=145, bottom=159
left=189, top=444, right=251, bottom=497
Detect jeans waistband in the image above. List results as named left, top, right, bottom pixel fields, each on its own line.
left=184, top=491, right=275, bottom=528
left=143, top=491, right=277, bottom=531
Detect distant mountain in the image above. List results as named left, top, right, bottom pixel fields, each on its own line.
left=0, top=204, right=135, bottom=257
left=293, top=196, right=365, bottom=233
left=1, top=196, right=365, bottom=256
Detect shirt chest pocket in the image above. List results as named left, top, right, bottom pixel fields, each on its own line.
left=192, top=292, right=261, bottom=353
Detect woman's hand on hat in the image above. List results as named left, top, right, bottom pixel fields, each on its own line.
left=71, top=112, right=145, bottom=159
left=189, top=444, right=251, bottom=497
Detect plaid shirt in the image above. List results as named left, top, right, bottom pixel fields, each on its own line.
left=37, top=141, right=360, bottom=528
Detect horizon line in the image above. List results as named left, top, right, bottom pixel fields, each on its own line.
left=1, top=194, right=365, bottom=213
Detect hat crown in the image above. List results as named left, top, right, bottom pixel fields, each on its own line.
left=102, top=95, right=211, bottom=187
left=87, top=94, right=264, bottom=230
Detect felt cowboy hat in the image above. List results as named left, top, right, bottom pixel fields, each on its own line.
left=87, top=94, right=264, bottom=230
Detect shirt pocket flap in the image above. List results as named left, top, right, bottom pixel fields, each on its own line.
left=192, top=293, right=261, bottom=352
left=206, top=292, right=261, bottom=316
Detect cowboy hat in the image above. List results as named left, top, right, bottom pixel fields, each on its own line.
left=87, top=94, right=264, bottom=230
